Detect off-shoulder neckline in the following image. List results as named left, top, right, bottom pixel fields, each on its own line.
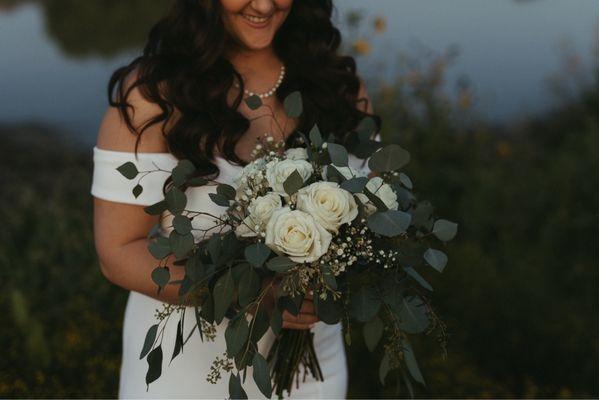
left=93, top=145, right=243, bottom=169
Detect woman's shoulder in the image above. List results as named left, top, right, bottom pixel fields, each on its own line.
left=96, top=68, right=171, bottom=154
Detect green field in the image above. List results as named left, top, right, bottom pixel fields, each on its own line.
left=1, top=60, right=598, bottom=397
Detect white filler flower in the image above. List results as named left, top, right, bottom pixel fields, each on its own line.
left=265, top=207, right=332, bottom=263
left=296, top=181, right=358, bottom=234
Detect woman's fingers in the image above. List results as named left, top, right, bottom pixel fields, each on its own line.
left=300, top=299, right=315, bottom=314
left=282, top=321, right=312, bottom=330
left=281, top=310, right=319, bottom=330
left=278, top=295, right=320, bottom=330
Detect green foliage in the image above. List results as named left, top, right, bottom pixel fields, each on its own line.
left=367, top=210, right=412, bottom=237
left=0, top=126, right=127, bottom=397
left=368, top=144, right=411, bottom=172
left=283, top=91, right=303, bottom=118
left=283, top=170, right=304, bottom=196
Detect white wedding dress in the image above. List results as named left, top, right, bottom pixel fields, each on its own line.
left=91, top=145, right=371, bottom=399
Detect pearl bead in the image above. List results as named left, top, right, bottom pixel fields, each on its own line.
left=235, top=64, right=285, bottom=100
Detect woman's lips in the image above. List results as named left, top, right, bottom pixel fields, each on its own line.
left=241, top=13, right=272, bottom=29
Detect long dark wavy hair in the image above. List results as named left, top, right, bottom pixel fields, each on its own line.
left=108, top=0, right=381, bottom=178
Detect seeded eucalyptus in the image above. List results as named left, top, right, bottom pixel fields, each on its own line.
left=116, top=91, right=457, bottom=398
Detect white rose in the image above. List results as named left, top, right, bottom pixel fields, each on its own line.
left=284, top=147, right=309, bottom=161
left=265, top=159, right=314, bottom=195
left=235, top=193, right=283, bottom=237
left=366, top=177, right=399, bottom=210
left=296, top=182, right=359, bottom=233
left=265, top=207, right=332, bottom=263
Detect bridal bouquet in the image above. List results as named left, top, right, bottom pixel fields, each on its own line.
left=117, top=91, right=457, bottom=398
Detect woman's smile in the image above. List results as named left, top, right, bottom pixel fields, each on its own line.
left=240, top=12, right=273, bottom=28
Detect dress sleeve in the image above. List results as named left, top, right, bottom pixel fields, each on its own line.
left=90, top=146, right=179, bottom=206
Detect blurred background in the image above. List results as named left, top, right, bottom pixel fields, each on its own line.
left=1, top=0, right=598, bottom=397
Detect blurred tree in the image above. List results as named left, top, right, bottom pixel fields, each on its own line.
left=36, top=0, right=168, bottom=58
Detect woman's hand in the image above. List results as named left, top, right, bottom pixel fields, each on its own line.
left=282, top=293, right=319, bottom=330
left=257, top=276, right=319, bottom=330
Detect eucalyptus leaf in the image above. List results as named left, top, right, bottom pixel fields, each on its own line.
left=185, top=252, right=206, bottom=282
left=340, top=177, right=369, bottom=193
left=349, top=286, right=381, bottom=322
left=424, top=248, right=448, bottom=273
left=250, top=306, right=270, bottom=343
left=357, top=116, right=377, bottom=142
left=200, top=294, right=215, bottom=324
left=379, top=352, right=390, bottom=385
left=144, top=200, right=168, bottom=216
left=320, top=265, right=337, bottom=290
left=145, top=346, right=163, bottom=387
left=402, top=337, right=426, bottom=385
left=133, top=184, right=143, bottom=198
left=363, top=316, right=384, bottom=352
left=139, top=324, right=159, bottom=359
left=244, top=243, right=271, bottom=268
left=397, top=295, right=430, bottom=334
left=225, top=317, right=249, bottom=358
left=309, top=124, right=323, bottom=148
left=284, top=91, right=303, bottom=118
left=238, top=268, right=260, bottom=307
left=171, top=320, right=183, bottom=362
left=368, top=210, right=412, bottom=237
left=207, top=234, right=222, bottom=265
left=327, top=142, right=349, bottom=167
left=217, top=184, right=237, bottom=201
left=266, top=256, right=296, bottom=272
left=411, top=201, right=434, bottom=230
left=252, top=352, right=273, bottom=398
left=117, top=162, right=139, bottom=180
left=173, top=215, right=192, bottom=235
left=270, top=308, right=283, bottom=336
left=245, top=95, right=262, bottom=111
left=278, top=295, right=303, bottom=317
left=399, top=172, right=413, bottom=189
left=172, top=160, right=196, bottom=186
left=148, top=236, right=171, bottom=260
left=166, top=187, right=187, bottom=215
left=209, top=193, right=231, bottom=207
left=188, top=177, right=208, bottom=187
left=213, top=269, right=235, bottom=324
left=402, top=369, right=415, bottom=398
left=432, top=219, right=458, bottom=242
left=169, top=231, right=195, bottom=259
left=368, top=144, right=411, bottom=172
left=151, top=267, right=170, bottom=288
left=404, top=267, right=433, bottom=291
left=283, top=170, right=305, bottom=196
left=229, top=373, right=248, bottom=400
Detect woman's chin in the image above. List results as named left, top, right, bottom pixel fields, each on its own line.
left=240, top=37, right=274, bottom=51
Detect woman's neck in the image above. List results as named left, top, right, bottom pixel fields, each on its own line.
left=227, top=46, right=282, bottom=78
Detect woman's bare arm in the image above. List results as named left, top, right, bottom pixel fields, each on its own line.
left=93, top=81, right=184, bottom=304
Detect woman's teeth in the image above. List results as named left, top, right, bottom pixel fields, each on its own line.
left=242, top=14, right=270, bottom=24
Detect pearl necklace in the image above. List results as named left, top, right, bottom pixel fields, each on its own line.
left=234, top=64, right=286, bottom=99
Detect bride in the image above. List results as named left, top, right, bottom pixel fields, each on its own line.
left=91, top=0, right=380, bottom=398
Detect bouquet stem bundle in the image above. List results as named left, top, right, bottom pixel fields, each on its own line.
left=268, top=329, right=323, bottom=398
